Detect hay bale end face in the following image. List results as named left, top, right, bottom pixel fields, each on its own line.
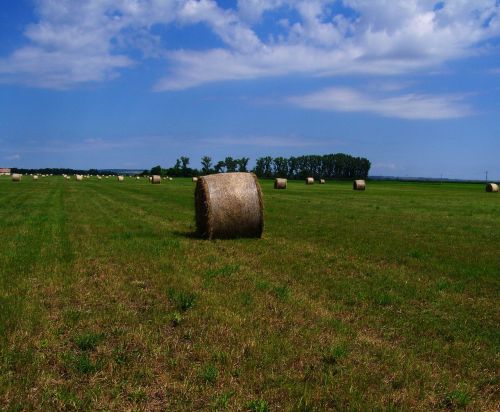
left=192, top=177, right=198, bottom=182
left=486, top=183, right=499, bottom=193
left=76, top=175, right=83, bottom=181
left=353, top=180, right=366, bottom=191
left=151, top=175, right=161, bottom=184
left=11, top=173, right=21, bottom=182
left=117, top=175, right=124, bottom=182
left=195, top=172, right=264, bottom=239
left=33, top=175, right=39, bottom=180
left=306, top=177, right=314, bottom=185
left=274, top=178, right=287, bottom=189
left=319, top=179, right=326, bottom=184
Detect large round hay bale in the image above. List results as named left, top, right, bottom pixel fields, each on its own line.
left=117, top=175, right=124, bottom=182
left=33, top=175, right=39, bottom=180
left=319, top=179, right=326, bottom=184
left=306, top=177, right=314, bottom=185
left=151, top=175, right=161, bottom=184
left=76, top=175, right=83, bottom=181
left=11, top=173, right=21, bottom=182
left=274, top=178, right=287, bottom=189
left=192, top=177, right=198, bottom=182
left=353, top=180, right=366, bottom=190
left=486, top=183, right=499, bottom=193
left=195, top=172, right=264, bottom=239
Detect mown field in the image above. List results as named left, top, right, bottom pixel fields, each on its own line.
left=0, top=176, right=498, bottom=411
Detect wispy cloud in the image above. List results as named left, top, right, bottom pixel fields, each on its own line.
left=287, top=87, right=472, bottom=120
left=0, top=1, right=499, bottom=90
left=200, top=135, right=339, bottom=148
left=5, top=154, right=21, bottom=160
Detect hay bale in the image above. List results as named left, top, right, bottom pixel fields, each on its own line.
left=117, top=175, right=124, bottom=182
left=11, top=173, right=21, bottom=182
left=274, top=178, right=287, bottom=189
left=306, top=177, right=314, bottom=185
left=169, top=177, right=173, bottom=181
left=136, top=176, right=140, bottom=180
left=319, top=179, right=326, bottom=184
left=195, top=172, right=264, bottom=239
left=33, top=175, right=39, bottom=180
left=192, top=177, right=198, bottom=182
left=486, top=183, right=499, bottom=193
left=76, top=175, right=83, bottom=181
left=353, top=180, right=366, bottom=190
left=151, top=175, right=161, bottom=184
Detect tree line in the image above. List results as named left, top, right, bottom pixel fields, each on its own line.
left=148, top=153, right=370, bottom=179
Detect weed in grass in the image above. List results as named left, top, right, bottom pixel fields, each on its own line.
left=128, top=388, right=147, bottom=403
left=323, top=343, right=349, bottom=365
left=255, top=279, right=270, bottom=291
left=211, top=391, right=234, bottom=410
left=204, top=264, right=240, bottom=281
left=273, top=284, right=290, bottom=301
left=442, top=388, right=471, bottom=408
left=246, top=399, right=269, bottom=412
left=171, top=311, right=182, bottom=326
left=201, top=363, right=218, bottom=385
left=408, top=250, right=423, bottom=259
left=212, top=350, right=229, bottom=364
left=74, top=332, right=103, bottom=351
left=63, top=352, right=99, bottom=375
left=168, top=288, right=196, bottom=312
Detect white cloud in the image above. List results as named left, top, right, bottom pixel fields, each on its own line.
left=287, top=87, right=472, bottom=119
left=0, top=0, right=499, bottom=89
left=5, top=154, right=21, bottom=160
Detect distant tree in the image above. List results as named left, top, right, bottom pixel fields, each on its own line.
left=224, top=157, right=237, bottom=172
left=237, top=157, right=249, bottom=172
left=180, top=156, right=190, bottom=173
left=201, top=156, right=213, bottom=174
left=150, top=165, right=162, bottom=175
left=214, top=160, right=226, bottom=173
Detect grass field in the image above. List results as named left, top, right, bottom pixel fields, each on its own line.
left=0, top=176, right=498, bottom=411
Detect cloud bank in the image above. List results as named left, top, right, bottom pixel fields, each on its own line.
left=0, top=1, right=498, bottom=118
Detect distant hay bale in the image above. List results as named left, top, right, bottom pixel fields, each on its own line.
left=306, top=177, right=314, bottom=185
left=33, top=175, right=39, bottom=180
left=195, top=172, right=264, bottom=239
left=76, top=175, right=83, bottom=181
left=192, top=177, right=198, bottom=182
left=486, top=183, right=499, bottom=193
left=353, top=180, right=366, bottom=191
left=274, top=178, right=287, bottom=189
left=319, top=179, right=326, bottom=184
left=97, top=176, right=102, bottom=180
left=117, top=175, right=124, bottom=182
left=11, top=173, right=21, bottom=182
left=169, top=177, right=173, bottom=181
left=151, top=175, right=161, bottom=184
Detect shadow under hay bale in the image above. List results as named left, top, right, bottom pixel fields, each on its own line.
left=353, top=180, right=366, bottom=190
left=486, top=183, right=499, bottom=193
left=274, top=178, right=287, bottom=189
left=195, top=172, right=264, bottom=239
left=151, top=175, right=161, bottom=184
left=306, top=177, right=314, bottom=185
left=11, top=174, right=21, bottom=182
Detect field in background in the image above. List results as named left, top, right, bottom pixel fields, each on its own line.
left=0, top=176, right=498, bottom=411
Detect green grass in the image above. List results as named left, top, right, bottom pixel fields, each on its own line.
left=0, top=175, right=499, bottom=410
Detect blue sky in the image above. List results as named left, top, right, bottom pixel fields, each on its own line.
left=0, top=0, right=499, bottom=179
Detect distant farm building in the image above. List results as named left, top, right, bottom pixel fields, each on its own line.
left=0, top=168, right=11, bottom=175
